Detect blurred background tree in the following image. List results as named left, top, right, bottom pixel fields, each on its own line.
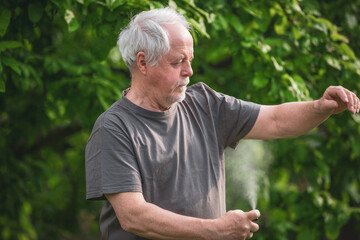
left=0, top=0, right=359, bottom=239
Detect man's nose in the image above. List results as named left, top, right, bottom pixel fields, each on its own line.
left=182, top=60, right=193, bottom=77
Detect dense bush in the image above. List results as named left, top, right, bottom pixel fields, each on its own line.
left=1, top=0, right=359, bottom=239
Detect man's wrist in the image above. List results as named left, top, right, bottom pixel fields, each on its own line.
left=312, top=99, right=333, bottom=116
left=198, top=218, right=219, bottom=240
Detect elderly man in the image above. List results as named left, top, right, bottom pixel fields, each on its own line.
left=85, top=7, right=360, bottom=240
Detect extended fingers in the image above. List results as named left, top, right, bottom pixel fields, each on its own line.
left=246, top=210, right=260, bottom=239
left=326, top=86, right=349, bottom=102
left=345, top=89, right=359, bottom=114
left=245, top=220, right=259, bottom=239
left=351, top=91, right=360, bottom=113
left=250, top=221, right=259, bottom=232
left=326, top=86, right=359, bottom=114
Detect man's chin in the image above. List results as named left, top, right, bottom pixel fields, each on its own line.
left=168, top=91, right=186, bottom=105
left=176, top=94, right=186, bottom=103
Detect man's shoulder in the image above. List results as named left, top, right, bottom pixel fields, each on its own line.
left=187, top=82, right=212, bottom=92
left=92, top=98, right=129, bottom=131
left=186, top=82, right=216, bottom=98
left=185, top=82, right=222, bottom=104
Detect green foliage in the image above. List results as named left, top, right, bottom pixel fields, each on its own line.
left=1, top=0, right=359, bottom=239
left=0, top=0, right=212, bottom=239
left=193, top=0, right=360, bottom=239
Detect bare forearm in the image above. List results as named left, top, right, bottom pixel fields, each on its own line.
left=106, top=192, right=260, bottom=240
left=107, top=193, right=214, bottom=240
left=272, top=100, right=331, bottom=138
left=246, top=100, right=331, bottom=140
left=120, top=201, right=213, bottom=240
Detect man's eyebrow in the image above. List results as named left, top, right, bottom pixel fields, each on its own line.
left=181, top=55, right=194, bottom=60
left=172, top=54, right=193, bottom=62
left=173, top=55, right=185, bottom=61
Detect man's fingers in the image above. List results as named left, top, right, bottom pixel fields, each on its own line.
left=346, top=90, right=355, bottom=113
left=250, top=221, right=259, bottom=232
left=347, top=90, right=360, bottom=114
left=350, top=92, right=355, bottom=113
left=351, top=91, right=360, bottom=113
left=245, top=209, right=260, bottom=221
left=331, top=86, right=349, bottom=103
left=245, top=209, right=260, bottom=233
left=326, top=86, right=359, bottom=114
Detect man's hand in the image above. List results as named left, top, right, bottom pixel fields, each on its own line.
left=317, top=86, right=359, bottom=115
left=213, top=209, right=260, bottom=240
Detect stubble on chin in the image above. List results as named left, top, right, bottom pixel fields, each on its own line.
left=166, top=90, right=186, bottom=106
left=165, top=78, right=189, bottom=107
left=166, top=86, right=187, bottom=106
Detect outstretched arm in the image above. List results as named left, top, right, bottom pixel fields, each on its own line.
left=245, top=86, right=359, bottom=140
left=106, top=192, right=260, bottom=240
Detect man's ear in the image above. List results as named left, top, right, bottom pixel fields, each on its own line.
left=136, top=51, right=147, bottom=75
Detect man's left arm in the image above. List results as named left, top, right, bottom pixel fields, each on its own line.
left=244, top=86, right=359, bottom=140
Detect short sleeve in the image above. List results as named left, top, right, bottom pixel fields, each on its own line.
left=85, top=112, right=142, bottom=200
left=220, top=98, right=260, bottom=148
left=188, top=83, right=260, bottom=149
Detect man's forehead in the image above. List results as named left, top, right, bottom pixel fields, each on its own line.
left=167, top=47, right=194, bottom=59
left=165, top=23, right=193, bottom=41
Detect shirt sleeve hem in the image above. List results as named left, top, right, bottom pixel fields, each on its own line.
left=229, top=103, right=261, bottom=149
left=86, top=186, right=143, bottom=201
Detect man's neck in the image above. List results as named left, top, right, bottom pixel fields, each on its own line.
left=125, top=81, right=173, bottom=112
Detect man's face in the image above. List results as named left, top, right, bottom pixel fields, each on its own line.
left=146, top=23, right=194, bottom=108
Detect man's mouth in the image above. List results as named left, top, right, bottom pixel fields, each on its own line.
left=176, top=78, right=190, bottom=88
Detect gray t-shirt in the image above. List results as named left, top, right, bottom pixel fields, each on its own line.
left=85, top=82, right=260, bottom=240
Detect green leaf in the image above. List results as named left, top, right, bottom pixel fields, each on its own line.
left=282, top=73, right=309, bottom=101
left=312, top=16, right=336, bottom=32
left=0, top=41, right=22, bottom=52
left=291, top=1, right=304, bottom=15
left=188, top=18, right=209, bottom=38
left=2, top=56, right=22, bottom=75
left=28, top=2, right=44, bottom=23
left=339, top=42, right=356, bottom=61
left=64, top=9, right=79, bottom=32
left=213, top=14, right=227, bottom=30
left=274, top=16, right=289, bottom=35
left=106, top=0, right=126, bottom=10
left=324, top=55, right=341, bottom=70
left=243, top=5, right=262, bottom=18
left=0, top=9, right=11, bottom=37
left=148, top=1, right=164, bottom=9
left=271, top=56, right=284, bottom=71
left=324, top=210, right=350, bottom=240
left=253, top=74, right=269, bottom=89
left=228, top=14, right=244, bottom=35
left=330, top=32, right=348, bottom=43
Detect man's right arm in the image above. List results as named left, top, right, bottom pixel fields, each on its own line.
left=106, top=192, right=260, bottom=240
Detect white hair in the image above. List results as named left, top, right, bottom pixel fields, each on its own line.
left=117, top=7, right=191, bottom=71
